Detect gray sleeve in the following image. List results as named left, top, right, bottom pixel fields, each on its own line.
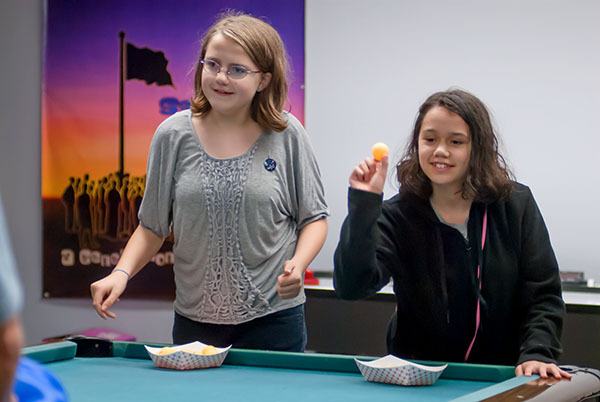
left=0, top=195, right=23, bottom=323
left=138, top=124, right=177, bottom=238
left=287, top=114, right=329, bottom=229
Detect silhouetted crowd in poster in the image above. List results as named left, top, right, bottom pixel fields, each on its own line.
left=61, top=172, right=145, bottom=248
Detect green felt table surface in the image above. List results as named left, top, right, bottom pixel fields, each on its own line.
left=23, top=341, right=531, bottom=402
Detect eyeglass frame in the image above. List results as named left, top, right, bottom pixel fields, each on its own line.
left=200, top=59, right=262, bottom=80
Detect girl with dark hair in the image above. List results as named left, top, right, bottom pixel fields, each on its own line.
left=334, top=89, right=570, bottom=379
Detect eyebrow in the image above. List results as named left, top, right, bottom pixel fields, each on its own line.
left=205, top=57, right=250, bottom=69
left=422, top=128, right=468, bottom=136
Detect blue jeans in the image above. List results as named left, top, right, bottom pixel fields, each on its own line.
left=172, top=304, right=307, bottom=352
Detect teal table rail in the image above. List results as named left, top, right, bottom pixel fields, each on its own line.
left=24, top=341, right=583, bottom=402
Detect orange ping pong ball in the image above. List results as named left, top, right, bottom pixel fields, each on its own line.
left=371, top=142, right=389, bottom=161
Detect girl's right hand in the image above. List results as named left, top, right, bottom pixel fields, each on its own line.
left=90, top=272, right=128, bottom=319
left=349, top=156, right=389, bottom=194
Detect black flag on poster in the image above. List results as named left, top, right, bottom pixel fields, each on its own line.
left=126, top=43, right=174, bottom=86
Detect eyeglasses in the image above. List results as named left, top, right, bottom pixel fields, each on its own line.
left=200, top=59, right=262, bottom=80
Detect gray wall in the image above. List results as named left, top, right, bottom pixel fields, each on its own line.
left=1, top=0, right=599, bottom=345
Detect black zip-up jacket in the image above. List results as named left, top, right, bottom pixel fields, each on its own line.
left=333, top=182, right=564, bottom=365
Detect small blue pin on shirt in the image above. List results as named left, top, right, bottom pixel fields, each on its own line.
left=264, top=158, right=277, bottom=171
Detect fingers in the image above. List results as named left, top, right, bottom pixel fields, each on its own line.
left=362, top=159, right=377, bottom=177
left=90, top=277, right=123, bottom=320
left=277, top=272, right=301, bottom=289
left=92, top=291, right=117, bottom=319
left=379, top=155, right=389, bottom=177
left=516, top=362, right=534, bottom=377
left=278, top=283, right=301, bottom=298
left=515, top=364, right=523, bottom=376
left=101, top=293, right=119, bottom=319
left=560, top=368, right=572, bottom=380
left=552, top=365, right=572, bottom=380
left=349, top=157, right=389, bottom=194
left=277, top=261, right=302, bottom=299
left=282, top=260, right=295, bottom=276
left=350, top=165, right=368, bottom=184
left=91, top=283, right=109, bottom=319
left=516, top=361, right=572, bottom=380
left=351, top=158, right=377, bottom=183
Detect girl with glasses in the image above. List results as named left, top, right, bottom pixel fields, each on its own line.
left=334, top=89, right=570, bottom=379
left=91, top=12, right=328, bottom=352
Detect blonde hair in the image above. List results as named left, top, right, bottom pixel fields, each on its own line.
left=190, top=11, right=289, bottom=132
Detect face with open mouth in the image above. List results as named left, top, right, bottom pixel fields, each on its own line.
left=417, top=106, right=472, bottom=195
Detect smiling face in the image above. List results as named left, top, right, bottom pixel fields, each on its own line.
left=418, top=106, right=472, bottom=196
left=201, top=33, right=271, bottom=119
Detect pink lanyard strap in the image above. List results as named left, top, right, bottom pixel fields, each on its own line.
left=464, top=207, right=488, bottom=361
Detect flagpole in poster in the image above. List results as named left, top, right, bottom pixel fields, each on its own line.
left=118, top=31, right=125, bottom=179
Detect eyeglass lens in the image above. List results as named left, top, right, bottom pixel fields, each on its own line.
left=203, top=60, right=251, bottom=79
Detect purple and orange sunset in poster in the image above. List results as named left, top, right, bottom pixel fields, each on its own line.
left=42, top=0, right=305, bottom=298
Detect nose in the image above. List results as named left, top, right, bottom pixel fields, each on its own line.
left=433, top=143, right=449, bottom=157
left=215, top=69, right=229, bottom=83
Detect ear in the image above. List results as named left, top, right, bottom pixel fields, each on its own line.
left=257, top=72, right=272, bottom=92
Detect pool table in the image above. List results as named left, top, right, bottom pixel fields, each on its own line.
left=22, top=340, right=595, bottom=402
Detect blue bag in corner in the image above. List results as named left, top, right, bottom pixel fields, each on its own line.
left=13, top=357, right=68, bottom=402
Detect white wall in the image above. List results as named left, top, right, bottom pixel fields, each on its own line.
left=1, top=0, right=599, bottom=344
left=306, top=0, right=600, bottom=280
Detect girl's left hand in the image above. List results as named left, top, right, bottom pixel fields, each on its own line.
left=515, top=360, right=572, bottom=379
left=277, top=260, right=304, bottom=299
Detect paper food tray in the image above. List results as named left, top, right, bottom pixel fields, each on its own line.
left=354, top=354, right=447, bottom=386
left=145, top=341, right=231, bottom=370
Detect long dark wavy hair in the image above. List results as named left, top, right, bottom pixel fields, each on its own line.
left=397, top=89, right=513, bottom=203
